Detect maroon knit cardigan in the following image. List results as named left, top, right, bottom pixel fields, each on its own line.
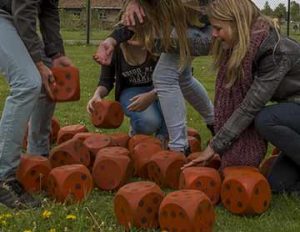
left=214, top=20, right=270, bottom=169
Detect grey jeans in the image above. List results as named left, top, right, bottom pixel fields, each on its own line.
left=0, top=16, right=42, bottom=180
left=153, top=27, right=214, bottom=151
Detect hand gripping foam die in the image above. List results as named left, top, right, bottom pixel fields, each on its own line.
left=90, top=100, right=124, bottom=129
left=49, top=66, right=80, bottom=102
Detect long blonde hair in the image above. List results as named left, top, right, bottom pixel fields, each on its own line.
left=120, top=0, right=203, bottom=68
left=208, top=0, right=279, bottom=87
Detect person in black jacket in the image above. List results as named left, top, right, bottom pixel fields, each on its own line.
left=0, top=0, right=73, bottom=209
left=88, top=36, right=168, bottom=141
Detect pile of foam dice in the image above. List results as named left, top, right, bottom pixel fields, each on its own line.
left=17, top=66, right=278, bottom=231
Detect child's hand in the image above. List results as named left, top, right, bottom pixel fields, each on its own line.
left=93, top=38, right=116, bottom=66
left=127, top=91, right=156, bottom=112
left=87, top=95, right=102, bottom=114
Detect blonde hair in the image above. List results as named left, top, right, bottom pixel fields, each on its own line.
left=208, top=0, right=279, bottom=87
left=119, top=0, right=204, bottom=68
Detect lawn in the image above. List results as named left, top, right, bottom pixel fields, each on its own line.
left=0, top=44, right=300, bottom=232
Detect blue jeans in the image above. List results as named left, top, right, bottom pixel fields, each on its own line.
left=0, top=16, right=42, bottom=180
left=153, top=27, right=214, bottom=151
left=119, top=86, right=168, bottom=138
left=27, top=36, right=56, bottom=155
left=255, top=102, right=300, bottom=193
left=27, top=83, right=56, bottom=155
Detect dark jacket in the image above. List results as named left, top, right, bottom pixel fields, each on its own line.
left=0, top=0, right=64, bottom=63
left=211, top=28, right=300, bottom=153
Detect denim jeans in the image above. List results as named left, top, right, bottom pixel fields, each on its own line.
left=153, top=27, right=214, bottom=151
left=119, top=86, right=168, bottom=138
left=27, top=86, right=56, bottom=155
left=0, top=16, right=42, bottom=180
left=255, top=102, right=300, bottom=193
left=26, top=38, right=56, bottom=155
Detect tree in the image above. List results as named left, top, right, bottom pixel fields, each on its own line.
left=290, top=1, right=300, bottom=22
left=273, top=3, right=287, bottom=21
left=261, top=1, right=273, bottom=16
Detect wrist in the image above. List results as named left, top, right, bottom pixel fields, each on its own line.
left=35, top=61, right=45, bottom=70
left=106, top=37, right=117, bottom=47
left=51, top=52, right=64, bottom=60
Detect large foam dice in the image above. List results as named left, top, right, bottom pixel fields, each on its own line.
left=159, top=190, right=215, bottom=232
left=83, top=134, right=113, bottom=159
left=221, top=166, right=259, bottom=178
left=49, top=137, right=90, bottom=168
left=16, top=154, right=51, bottom=193
left=132, top=142, right=162, bottom=178
left=90, top=100, right=124, bottom=129
left=128, top=135, right=161, bottom=153
left=110, top=132, right=130, bottom=148
left=188, top=136, right=201, bottom=152
left=50, top=117, right=60, bottom=144
left=221, top=167, right=271, bottom=215
left=47, top=164, right=93, bottom=203
left=72, top=132, right=95, bottom=141
left=187, top=127, right=201, bottom=142
left=96, top=146, right=130, bottom=158
left=57, top=124, right=88, bottom=144
left=92, top=153, right=132, bottom=190
left=179, top=167, right=222, bottom=205
left=147, top=151, right=186, bottom=189
left=49, top=66, right=80, bottom=102
left=114, top=181, right=164, bottom=231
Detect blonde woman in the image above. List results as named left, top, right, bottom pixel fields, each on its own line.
left=184, top=0, right=300, bottom=193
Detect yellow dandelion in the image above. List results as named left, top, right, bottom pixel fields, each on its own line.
left=42, top=210, right=52, bottom=219
left=49, top=229, right=56, bottom=232
left=66, top=214, right=76, bottom=220
left=23, top=230, right=32, bottom=232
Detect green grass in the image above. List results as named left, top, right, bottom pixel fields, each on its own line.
left=1, top=45, right=300, bottom=232
left=60, top=29, right=110, bottom=41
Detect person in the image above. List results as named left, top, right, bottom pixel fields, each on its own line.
left=184, top=0, right=300, bottom=194
left=88, top=32, right=168, bottom=142
left=97, top=0, right=215, bottom=155
left=13, top=0, right=73, bottom=158
left=0, top=0, right=73, bottom=209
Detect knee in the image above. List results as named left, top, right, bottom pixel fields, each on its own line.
left=268, top=174, right=287, bottom=193
left=255, top=110, right=272, bottom=136
left=11, top=72, right=42, bottom=97
left=131, top=117, right=161, bottom=135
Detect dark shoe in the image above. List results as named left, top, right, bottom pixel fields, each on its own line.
left=0, top=179, right=41, bottom=209
left=183, top=146, right=192, bottom=157
left=167, top=146, right=191, bottom=157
